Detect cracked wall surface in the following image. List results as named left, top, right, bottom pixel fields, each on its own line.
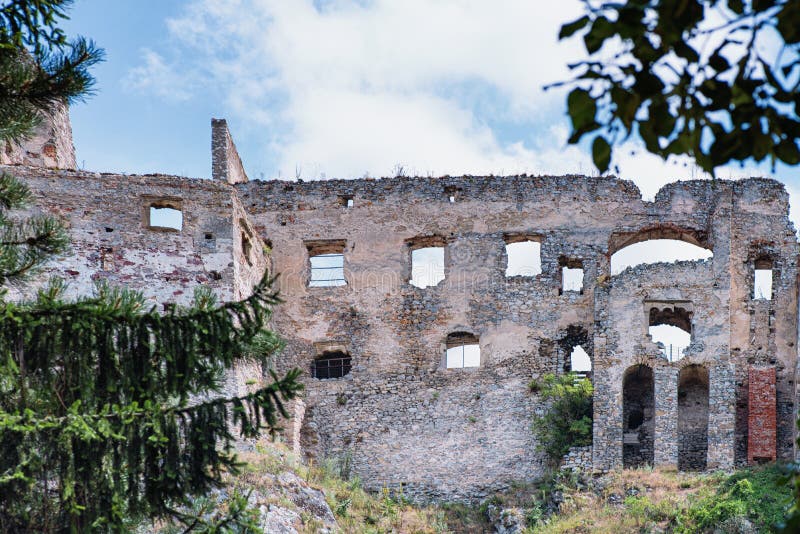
left=2, top=113, right=798, bottom=503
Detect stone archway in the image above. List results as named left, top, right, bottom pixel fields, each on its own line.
left=623, top=364, right=654, bottom=468
left=678, top=365, right=709, bottom=470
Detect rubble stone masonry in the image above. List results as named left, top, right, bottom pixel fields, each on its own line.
left=2, top=112, right=798, bottom=502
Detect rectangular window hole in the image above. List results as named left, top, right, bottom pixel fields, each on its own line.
left=505, top=238, right=541, bottom=277
left=307, top=240, right=347, bottom=287
left=754, top=268, right=772, bottom=300
left=410, top=246, right=445, bottom=288
left=148, top=203, right=183, bottom=231
left=562, top=266, right=584, bottom=293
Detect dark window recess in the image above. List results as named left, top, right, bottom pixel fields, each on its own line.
left=100, top=247, right=114, bottom=271
left=205, top=233, right=214, bottom=240
left=311, top=351, right=352, bottom=379
left=242, top=231, right=253, bottom=266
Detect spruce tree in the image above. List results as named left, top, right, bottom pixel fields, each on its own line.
left=0, top=2, right=304, bottom=531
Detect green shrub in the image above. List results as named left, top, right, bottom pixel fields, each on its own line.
left=678, top=466, right=791, bottom=533
left=529, top=373, right=593, bottom=462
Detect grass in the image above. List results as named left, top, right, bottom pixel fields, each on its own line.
left=145, top=441, right=795, bottom=533
left=532, top=465, right=792, bottom=533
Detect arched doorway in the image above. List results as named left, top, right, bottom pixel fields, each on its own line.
left=678, top=365, right=709, bottom=470
left=623, top=364, right=654, bottom=468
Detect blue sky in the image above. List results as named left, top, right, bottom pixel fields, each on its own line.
left=62, top=0, right=798, bottom=216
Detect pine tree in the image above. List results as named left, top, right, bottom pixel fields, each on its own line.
left=0, top=2, right=304, bottom=531
left=0, top=277, right=303, bottom=531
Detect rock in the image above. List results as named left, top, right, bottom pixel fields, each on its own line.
left=277, top=471, right=337, bottom=526
left=486, top=504, right=526, bottom=534
left=260, top=504, right=301, bottom=534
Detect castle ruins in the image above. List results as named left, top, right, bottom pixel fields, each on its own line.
left=2, top=109, right=797, bottom=502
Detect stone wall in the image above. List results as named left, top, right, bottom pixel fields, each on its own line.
left=0, top=165, right=267, bottom=399
left=1, top=100, right=76, bottom=169
left=212, top=118, right=249, bottom=185
left=236, top=174, right=798, bottom=499
left=2, top=116, right=798, bottom=502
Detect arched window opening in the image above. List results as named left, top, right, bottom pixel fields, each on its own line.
left=311, top=351, right=352, bottom=379
left=445, top=332, right=480, bottom=369
left=611, top=239, right=712, bottom=275
left=678, top=365, right=709, bottom=471
left=753, top=257, right=773, bottom=300
left=623, top=365, right=655, bottom=468
left=648, top=305, right=692, bottom=362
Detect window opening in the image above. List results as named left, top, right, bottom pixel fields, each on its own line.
left=340, top=195, right=354, bottom=208
left=611, top=239, right=712, bottom=275
left=648, top=305, right=692, bottom=361
left=754, top=258, right=773, bottom=300
left=148, top=203, right=183, bottom=231
left=307, top=240, right=347, bottom=287
left=569, top=345, right=592, bottom=375
left=505, top=237, right=541, bottom=277
left=562, top=266, right=584, bottom=293
left=410, top=246, right=445, bottom=288
left=445, top=332, right=480, bottom=368
left=311, top=351, right=352, bottom=379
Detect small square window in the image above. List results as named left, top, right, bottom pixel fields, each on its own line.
left=446, top=332, right=480, bottom=368
left=411, top=247, right=445, bottom=288
left=505, top=238, right=541, bottom=277
left=340, top=195, right=354, bottom=208
left=147, top=200, right=183, bottom=232
left=562, top=267, right=584, bottom=292
left=306, top=240, right=347, bottom=287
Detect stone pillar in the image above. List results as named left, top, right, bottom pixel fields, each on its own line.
left=654, top=365, right=678, bottom=467
left=211, top=118, right=249, bottom=184
left=707, top=362, right=736, bottom=468
left=592, top=358, right=622, bottom=471
left=283, top=398, right=306, bottom=459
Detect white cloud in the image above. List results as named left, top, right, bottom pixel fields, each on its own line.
left=128, top=0, right=793, bottom=223
left=122, top=49, right=193, bottom=102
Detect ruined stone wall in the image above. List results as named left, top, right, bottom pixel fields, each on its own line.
left=0, top=165, right=271, bottom=399
left=236, top=175, right=797, bottom=500
left=3, top=158, right=796, bottom=502
left=1, top=100, right=76, bottom=169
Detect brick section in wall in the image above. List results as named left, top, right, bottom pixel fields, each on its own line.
left=748, top=366, right=776, bottom=464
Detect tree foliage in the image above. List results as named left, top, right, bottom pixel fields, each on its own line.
left=554, top=0, right=800, bottom=175
left=529, top=373, right=593, bottom=463
left=0, top=0, right=103, bottom=143
left=0, top=7, right=303, bottom=531
left=0, top=274, right=303, bottom=532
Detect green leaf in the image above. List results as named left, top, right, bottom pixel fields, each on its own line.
left=583, top=16, right=614, bottom=54
left=592, top=136, right=612, bottom=174
left=567, top=88, right=597, bottom=138
left=775, top=139, right=800, bottom=165
left=777, top=2, right=800, bottom=44
left=559, top=15, right=590, bottom=40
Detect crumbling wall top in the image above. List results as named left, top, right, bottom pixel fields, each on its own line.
left=1, top=99, right=76, bottom=170
left=211, top=118, right=248, bottom=185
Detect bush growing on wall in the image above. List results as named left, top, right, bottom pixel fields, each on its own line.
left=529, top=373, right=593, bottom=463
